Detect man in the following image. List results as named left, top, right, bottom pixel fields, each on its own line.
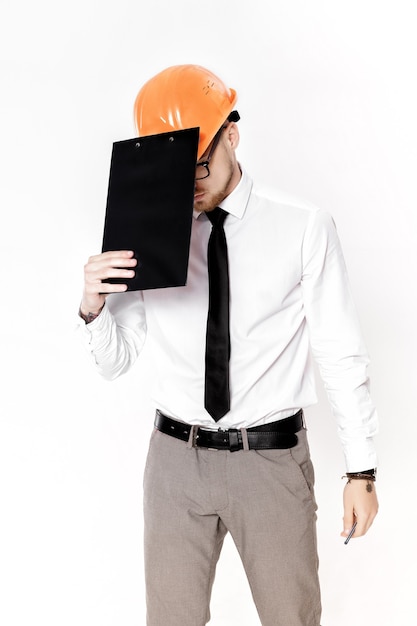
left=78, top=65, right=378, bottom=626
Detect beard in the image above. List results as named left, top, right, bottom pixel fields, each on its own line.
left=194, top=189, right=229, bottom=213
left=193, top=158, right=235, bottom=213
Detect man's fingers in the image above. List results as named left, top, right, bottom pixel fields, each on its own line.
left=84, top=251, right=137, bottom=284
left=86, top=281, right=129, bottom=295
left=85, top=251, right=136, bottom=272
left=81, top=250, right=138, bottom=315
left=342, top=513, right=374, bottom=538
left=341, top=514, right=356, bottom=537
left=86, top=266, right=136, bottom=282
left=88, top=250, right=136, bottom=264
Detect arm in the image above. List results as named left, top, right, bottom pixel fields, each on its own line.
left=301, top=210, right=379, bottom=537
left=77, top=250, right=147, bottom=379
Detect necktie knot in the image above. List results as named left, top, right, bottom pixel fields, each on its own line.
left=206, top=207, right=227, bottom=228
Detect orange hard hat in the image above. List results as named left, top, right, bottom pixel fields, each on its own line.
left=133, top=64, right=238, bottom=159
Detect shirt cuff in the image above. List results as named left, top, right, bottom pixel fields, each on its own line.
left=75, top=303, right=111, bottom=347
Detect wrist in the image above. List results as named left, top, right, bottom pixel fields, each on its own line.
left=346, top=468, right=377, bottom=481
left=78, top=303, right=104, bottom=324
left=343, top=469, right=377, bottom=494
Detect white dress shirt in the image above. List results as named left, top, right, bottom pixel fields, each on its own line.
left=78, top=168, right=378, bottom=471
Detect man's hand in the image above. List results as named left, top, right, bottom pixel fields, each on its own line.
left=341, top=479, right=378, bottom=539
left=80, top=250, right=137, bottom=317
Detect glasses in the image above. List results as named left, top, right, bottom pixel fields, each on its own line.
left=195, top=125, right=226, bottom=180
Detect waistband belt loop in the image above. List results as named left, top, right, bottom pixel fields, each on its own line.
left=186, top=424, right=197, bottom=449
left=241, top=428, right=250, bottom=451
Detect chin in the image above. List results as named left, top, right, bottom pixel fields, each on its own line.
left=194, top=199, right=215, bottom=213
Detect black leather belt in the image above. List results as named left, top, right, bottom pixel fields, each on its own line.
left=154, top=409, right=303, bottom=452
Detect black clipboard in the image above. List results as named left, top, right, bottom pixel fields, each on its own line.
left=102, top=127, right=199, bottom=290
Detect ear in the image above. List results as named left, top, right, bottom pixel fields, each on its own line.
left=226, top=122, right=240, bottom=150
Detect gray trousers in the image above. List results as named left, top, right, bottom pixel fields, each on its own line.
left=143, top=426, right=321, bottom=625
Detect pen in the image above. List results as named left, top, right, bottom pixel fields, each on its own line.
left=344, top=521, right=357, bottom=545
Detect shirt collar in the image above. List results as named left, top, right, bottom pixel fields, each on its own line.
left=193, top=166, right=253, bottom=221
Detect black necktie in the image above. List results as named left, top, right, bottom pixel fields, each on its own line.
left=204, top=207, right=230, bottom=421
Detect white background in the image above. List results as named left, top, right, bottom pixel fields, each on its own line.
left=1, top=1, right=416, bottom=624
